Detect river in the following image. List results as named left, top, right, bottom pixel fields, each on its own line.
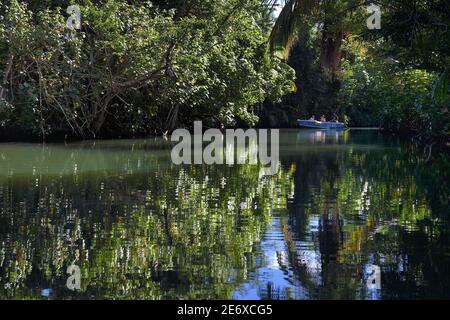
left=0, top=129, right=449, bottom=299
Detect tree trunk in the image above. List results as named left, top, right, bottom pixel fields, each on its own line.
left=319, top=23, right=344, bottom=82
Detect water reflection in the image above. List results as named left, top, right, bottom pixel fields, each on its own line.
left=0, top=130, right=449, bottom=299
left=298, top=129, right=347, bottom=145
left=236, top=129, right=450, bottom=300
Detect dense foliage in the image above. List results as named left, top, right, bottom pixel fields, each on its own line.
left=0, top=0, right=295, bottom=139
left=0, top=0, right=448, bottom=144
left=339, top=40, right=449, bottom=144
left=267, top=0, right=449, bottom=144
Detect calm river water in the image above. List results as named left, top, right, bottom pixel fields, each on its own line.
left=0, top=129, right=449, bottom=299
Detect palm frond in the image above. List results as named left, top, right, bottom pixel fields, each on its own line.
left=269, top=0, right=319, bottom=57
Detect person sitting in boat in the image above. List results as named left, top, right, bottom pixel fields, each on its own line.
left=309, top=115, right=316, bottom=121
left=320, top=115, right=327, bottom=122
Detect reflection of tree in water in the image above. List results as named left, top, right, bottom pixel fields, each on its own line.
left=268, top=139, right=450, bottom=299
left=0, top=155, right=294, bottom=299
left=1, top=134, right=449, bottom=299
left=259, top=282, right=281, bottom=300
left=287, top=150, right=359, bottom=299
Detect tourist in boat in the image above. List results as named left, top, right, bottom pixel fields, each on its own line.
left=320, top=115, right=327, bottom=122
left=309, top=115, right=316, bottom=121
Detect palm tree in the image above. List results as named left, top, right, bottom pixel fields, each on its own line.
left=269, top=0, right=348, bottom=82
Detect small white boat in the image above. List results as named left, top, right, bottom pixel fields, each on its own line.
left=297, top=119, right=345, bottom=130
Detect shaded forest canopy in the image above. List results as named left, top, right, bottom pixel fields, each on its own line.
left=0, top=0, right=448, bottom=144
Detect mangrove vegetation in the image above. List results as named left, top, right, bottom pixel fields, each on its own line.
left=0, top=0, right=448, bottom=144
